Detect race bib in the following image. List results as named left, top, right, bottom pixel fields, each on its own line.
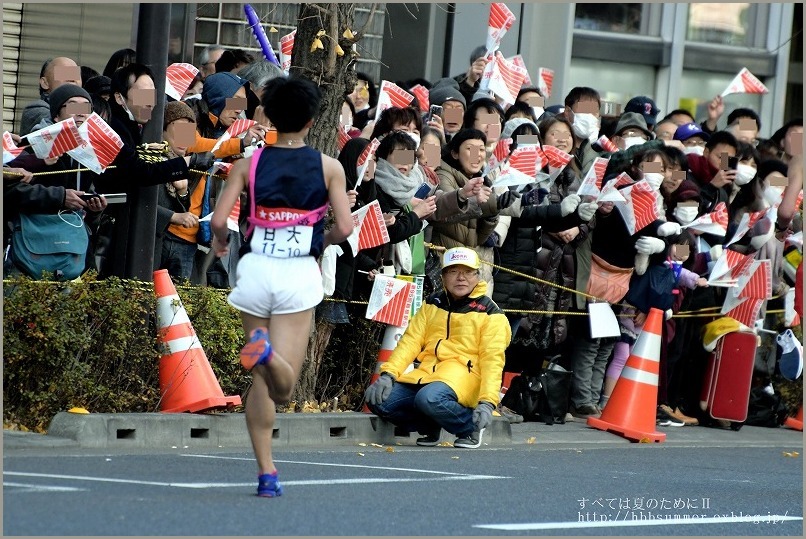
left=250, top=224, right=313, bottom=258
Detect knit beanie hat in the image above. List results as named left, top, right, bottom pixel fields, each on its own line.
left=673, top=179, right=701, bottom=204
left=163, top=100, right=197, bottom=130
left=429, top=78, right=467, bottom=109
left=502, top=118, right=539, bottom=141
left=201, top=72, right=248, bottom=117
left=84, top=75, right=111, bottom=97
left=49, top=84, right=92, bottom=121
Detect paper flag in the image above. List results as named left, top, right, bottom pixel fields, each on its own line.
left=721, top=259, right=772, bottom=326
left=598, top=177, right=627, bottom=203
left=487, top=52, right=529, bottom=105
left=280, top=30, right=296, bottom=75
left=725, top=208, right=769, bottom=247
left=337, top=127, right=351, bottom=152
left=588, top=302, right=621, bottom=338
left=198, top=201, right=241, bottom=233
left=683, top=201, right=729, bottom=236
left=366, top=274, right=417, bottom=327
left=66, top=113, right=124, bottom=174
left=494, top=145, right=544, bottom=187
left=409, top=84, right=430, bottom=113
left=3, top=131, right=24, bottom=164
left=210, top=118, right=257, bottom=153
left=537, top=67, right=554, bottom=99
left=708, top=248, right=754, bottom=286
left=486, top=2, right=516, bottom=56
left=486, top=137, right=514, bottom=175
left=576, top=157, right=610, bottom=198
left=345, top=199, right=390, bottom=255
left=211, top=161, right=233, bottom=177
left=165, top=63, right=199, bottom=101
left=596, top=135, right=618, bottom=153
left=355, top=137, right=380, bottom=188
left=542, top=144, right=572, bottom=182
left=374, top=80, right=415, bottom=122
left=507, top=54, right=532, bottom=85
left=721, top=67, right=769, bottom=97
left=26, top=117, right=82, bottom=159
left=613, top=179, right=662, bottom=235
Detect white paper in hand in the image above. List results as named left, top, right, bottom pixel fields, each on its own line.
left=588, top=302, right=621, bottom=338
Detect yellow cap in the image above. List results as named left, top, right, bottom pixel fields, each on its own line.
left=442, top=247, right=480, bottom=270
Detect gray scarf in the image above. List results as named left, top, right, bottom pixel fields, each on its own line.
left=373, top=158, right=427, bottom=207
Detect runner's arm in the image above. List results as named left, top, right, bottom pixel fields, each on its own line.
left=323, top=155, right=354, bottom=248
left=211, top=157, right=248, bottom=243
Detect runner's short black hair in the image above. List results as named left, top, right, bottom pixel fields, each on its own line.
left=261, top=76, right=322, bottom=133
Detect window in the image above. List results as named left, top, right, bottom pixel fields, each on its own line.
left=678, top=69, right=763, bottom=127
left=687, top=3, right=764, bottom=47
left=574, top=4, right=643, bottom=33
left=568, top=59, right=656, bottom=108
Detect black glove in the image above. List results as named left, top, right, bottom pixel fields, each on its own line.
left=496, top=190, right=518, bottom=210
left=520, top=187, right=548, bottom=206
left=482, top=231, right=500, bottom=248
left=189, top=151, right=215, bottom=172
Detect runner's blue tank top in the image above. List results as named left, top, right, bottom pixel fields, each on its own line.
left=248, top=145, right=329, bottom=258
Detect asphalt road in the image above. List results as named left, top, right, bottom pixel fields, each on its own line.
left=4, top=431, right=803, bottom=536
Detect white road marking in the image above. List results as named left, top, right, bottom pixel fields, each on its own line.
left=4, top=471, right=506, bottom=489
left=181, top=453, right=482, bottom=476
left=3, top=481, right=85, bottom=492
left=475, top=515, right=803, bottom=531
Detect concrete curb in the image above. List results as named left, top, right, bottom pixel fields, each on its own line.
left=46, top=412, right=512, bottom=449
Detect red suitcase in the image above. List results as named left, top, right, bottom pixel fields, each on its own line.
left=699, top=331, right=758, bottom=427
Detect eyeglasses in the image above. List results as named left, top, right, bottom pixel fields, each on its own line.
left=546, top=130, right=572, bottom=140
left=620, top=130, right=649, bottom=141
left=444, top=268, right=479, bottom=278
left=682, top=139, right=707, bottom=147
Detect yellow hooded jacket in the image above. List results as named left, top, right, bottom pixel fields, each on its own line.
left=380, top=281, right=511, bottom=408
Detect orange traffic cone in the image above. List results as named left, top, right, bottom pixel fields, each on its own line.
left=784, top=406, right=803, bottom=431
left=154, top=269, right=242, bottom=413
left=500, top=372, right=519, bottom=399
left=363, top=323, right=407, bottom=413
left=588, top=308, right=666, bottom=443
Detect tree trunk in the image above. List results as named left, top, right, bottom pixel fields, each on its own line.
left=289, top=3, right=377, bottom=404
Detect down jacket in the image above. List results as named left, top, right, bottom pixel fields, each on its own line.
left=379, top=280, right=511, bottom=408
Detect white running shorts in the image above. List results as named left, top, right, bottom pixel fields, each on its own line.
left=227, top=253, right=324, bottom=318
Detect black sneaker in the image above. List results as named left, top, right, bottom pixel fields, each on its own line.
left=415, top=431, right=441, bottom=447
left=656, top=406, right=685, bottom=427
left=454, top=428, right=485, bottom=449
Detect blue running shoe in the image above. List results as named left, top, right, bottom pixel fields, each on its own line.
left=240, top=327, right=272, bottom=370
left=257, top=471, right=283, bottom=497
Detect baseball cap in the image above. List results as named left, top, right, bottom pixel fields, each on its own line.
left=673, top=122, right=711, bottom=142
left=442, top=247, right=481, bottom=270
left=624, top=96, right=660, bottom=127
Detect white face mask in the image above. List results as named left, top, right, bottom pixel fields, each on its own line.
left=673, top=205, right=699, bottom=225
left=683, top=146, right=704, bottom=156
left=572, top=113, right=599, bottom=142
left=734, top=163, right=757, bottom=186
left=119, top=98, right=136, bottom=122
left=532, top=106, right=544, bottom=120
left=405, top=131, right=421, bottom=149
left=622, top=137, right=646, bottom=150
left=763, top=185, right=784, bottom=208
left=643, top=172, right=664, bottom=191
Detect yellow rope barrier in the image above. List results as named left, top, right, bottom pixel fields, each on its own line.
left=3, top=165, right=228, bottom=180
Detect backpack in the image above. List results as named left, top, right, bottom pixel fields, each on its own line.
left=12, top=212, right=89, bottom=280
left=745, top=386, right=789, bottom=428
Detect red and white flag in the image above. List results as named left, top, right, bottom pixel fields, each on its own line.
left=487, top=52, right=529, bottom=105
left=577, top=157, right=610, bottom=198
left=486, top=3, right=516, bottom=56
left=722, top=259, right=772, bottom=326
left=683, top=201, right=729, bottom=236
left=280, top=30, right=296, bottom=75
left=542, top=144, right=572, bottom=182
left=66, top=113, right=124, bottom=174
left=337, top=127, right=352, bottom=152
left=486, top=137, right=513, bottom=174
left=366, top=274, right=417, bottom=327
left=3, top=131, right=24, bottom=164
left=537, top=67, right=554, bottom=98
left=165, top=63, right=199, bottom=101
left=725, top=207, right=770, bottom=247
left=507, top=54, right=532, bottom=85
left=614, top=179, right=662, bottom=234
left=495, top=145, right=544, bottom=187
left=708, top=248, right=754, bottom=286
left=346, top=199, right=390, bottom=255
left=26, top=117, right=82, bottom=160
left=374, top=81, right=414, bottom=122
left=211, top=161, right=233, bottom=177
left=210, top=118, right=257, bottom=153
left=596, top=135, right=618, bottom=153
left=722, top=67, right=769, bottom=97
left=356, top=137, right=381, bottom=188
left=409, top=84, right=430, bottom=113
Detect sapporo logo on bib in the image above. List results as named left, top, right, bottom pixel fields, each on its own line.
left=251, top=224, right=313, bottom=258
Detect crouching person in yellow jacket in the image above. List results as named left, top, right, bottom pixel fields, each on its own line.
left=364, top=247, right=511, bottom=448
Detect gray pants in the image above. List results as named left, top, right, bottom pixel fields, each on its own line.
left=568, top=319, right=615, bottom=408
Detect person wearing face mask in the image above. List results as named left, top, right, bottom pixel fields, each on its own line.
left=611, top=112, right=655, bottom=152
left=679, top=129, right=740, bottom=215
left=563, top=87, right=602, bottom=177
